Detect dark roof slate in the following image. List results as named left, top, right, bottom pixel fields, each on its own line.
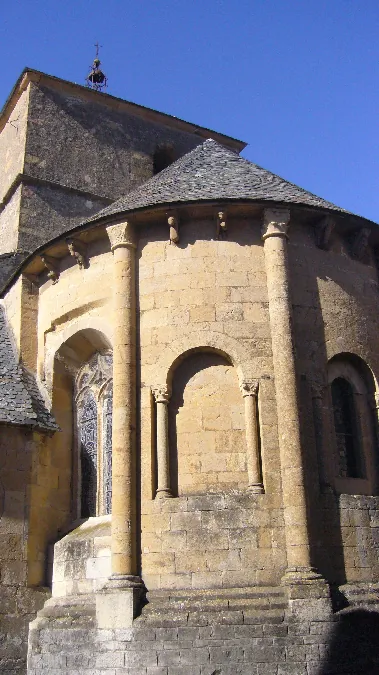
left=87, top=139, right=348, bottom=223
left=0, top=252, right=29, bottom=291
left=0, top=307, right=58, bottom=431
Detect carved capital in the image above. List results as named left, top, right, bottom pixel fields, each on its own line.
left=168, top=214, right=179, bottom=244
left=106, top=222, right=136, bottom=251
left=261, top=208, right=290, bottom=240
left=316, top=216, right=335, bottom=250
left=40, top=254, right=60, bottom=284
left=66, top=238, right=87, bottom=269
left=240, top=379, right=259, bottom=397
left=352, top=227, right=370, bottom=261
left=216, top=211, right=228, bottom=238
left=152, top=385, right=171, bottom=403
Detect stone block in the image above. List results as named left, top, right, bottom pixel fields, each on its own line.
left=96, top=588, right=141, bottom=630
left=180, top=647, right=209, bottom=665
left=157, top=649, right=181, bottom=666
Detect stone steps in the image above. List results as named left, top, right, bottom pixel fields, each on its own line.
left=138, top=585, right=287, bottom=626
left=339, top=581, right=379, bottom=610
left=32, top=593, right=96, bottom=626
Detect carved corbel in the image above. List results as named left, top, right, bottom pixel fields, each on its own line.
left=23, top=272, right=40, bottom=287
left=316, top=216, right=335, bottom=250
left=66, top=238, right=87, bottom=269
left=40, top=254, right=60, bottom=284
left=216, top=211, right=228, bottom=238
left=352, top=227, right=370, bottom=261
left=168, top=214, right=179, bottom=244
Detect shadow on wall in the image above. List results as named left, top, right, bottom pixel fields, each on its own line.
left=320, top=609, right=379, bottom=674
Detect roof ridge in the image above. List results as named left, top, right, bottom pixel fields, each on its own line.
left=85, top=138, right=347, bottom=225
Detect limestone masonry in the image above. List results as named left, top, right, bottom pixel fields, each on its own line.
left=1, top=68, right=379, bottom=675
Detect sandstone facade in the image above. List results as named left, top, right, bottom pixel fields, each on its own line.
left=0, top=70, right=379, bottom=674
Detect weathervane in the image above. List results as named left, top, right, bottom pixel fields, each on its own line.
left=86, top=42, right=107, bottom=91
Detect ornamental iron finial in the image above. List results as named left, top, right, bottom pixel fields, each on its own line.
left=86, top=42, right=107, bottom=91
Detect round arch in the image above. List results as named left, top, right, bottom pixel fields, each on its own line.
left=151, top=329, right=257, bottom=388
left=327, top=351, right=378, bottom=396
left=44, top=317, right=113, bottom=391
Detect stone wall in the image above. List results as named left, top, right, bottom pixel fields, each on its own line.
left=138, top=217, right=284, bottom=591
left=27, top=602, right=379, bottom=674
left=0, top=426, right=49, bottom=674
left=28, top=212, right=379, bottom=596
left=0, top=186, right=22, bottom=254
left=1, top=82, right=206, bottom=255
left=0, top=88, right=29, bottom=202
left=0, top=77, right=212, bottom=256
left=287, top=218, right=379, bottom=586
left=25, top=84, right=202, bottom=202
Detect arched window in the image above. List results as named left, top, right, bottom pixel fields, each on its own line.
left=75, top=352, right=113, bottom=518
left=331, top=377, right=364, bottom=479
left=326, top=355, right=378, bottom=495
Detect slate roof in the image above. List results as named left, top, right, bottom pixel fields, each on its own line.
left=0, top=252, right=29, bottom=291
left=0, top=307, right=58, bottom=431
left=87, top=138, right=348, bottom=223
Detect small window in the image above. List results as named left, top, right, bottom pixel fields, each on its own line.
left=153, top=145, right=175, bottom=174
left=331, top=377, right=365, bottom=479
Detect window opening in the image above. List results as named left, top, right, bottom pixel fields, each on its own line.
left=331, top=377, right=364, bottom=478
left=153, top=145, right=175, bottom=174
left=103, top=388, right=113, bottom=515
left=79, top=390, right=98, bottom=517
left=75, top=351, right=113, bottom=518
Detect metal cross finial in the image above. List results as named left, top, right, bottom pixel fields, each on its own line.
left=86, top=43, right=107, bottom=91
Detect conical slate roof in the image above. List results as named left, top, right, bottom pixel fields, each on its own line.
left=0, top=308, right=58, bottom=431
left=88, top=139, right=347, bottom=223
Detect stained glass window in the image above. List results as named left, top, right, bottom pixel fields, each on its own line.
left=103, top=389, right=113, bottom=515
left=75, top=352, right=113, bottom=518
left=79, top=390, right=98, bottom=517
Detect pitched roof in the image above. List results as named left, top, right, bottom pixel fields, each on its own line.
left=0, top=307, right=58, bottom=432
left=87, top=138, right=348, bottom=223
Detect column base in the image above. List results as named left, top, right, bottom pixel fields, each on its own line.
left=96, top=574, right=145, bottom=629
left=248, top=483, right=265, bottom=494
left=156, top=488, right=173, bottom=499
left=282, top=567, right=332, bottom=620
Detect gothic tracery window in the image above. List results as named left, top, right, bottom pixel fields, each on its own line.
left=75, top=352, right=113, bottom=518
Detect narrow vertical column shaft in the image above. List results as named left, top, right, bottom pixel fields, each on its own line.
left=153, top=386, right=172, bottom=498
left=240, top=380, right=264, bottom=493
left=311, top=383, right=333, bottom=490
left=106, top=222, right=138, bottom=579
left=262, top=208, right=317, bottom=581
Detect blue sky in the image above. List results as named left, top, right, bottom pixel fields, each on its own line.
left=1, top=0, right=378, bottom=222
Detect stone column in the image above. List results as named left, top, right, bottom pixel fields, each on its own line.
left=311, top=382, right=333, bottom=491
left=153, top=385, right=173, bottom=498
left=106, top=221, right=139, bottom=580
left=240, top=379, right=264, bottom=493
left=96, top=221, right=143, bottom=629
left=262, top=208, right=325, bottom=588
